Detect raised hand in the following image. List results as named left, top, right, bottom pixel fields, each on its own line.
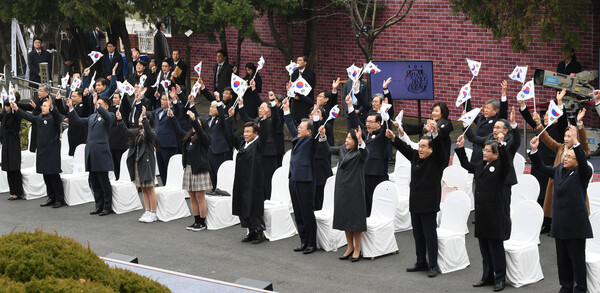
left=501, top=80, right=507, bottom=96
left=353, top=80, right=359, bottom=93
left=429, top=119, right=438, bottom=135
left=10, top=102, right=18, bottom=111
left=577, top=108, right=586, bottom=125
left=518, top=100, right=526, bottom=109
left=530, top=136, right=539, bottom=151
left=228, top=106, right=235, bottom=117
left=167, top=108, right=174, bottom=118
left=187, top=110, right=196, bottom=121
left=169, top=87, right=177, bottom=100
left=237, top=97, right=244, bottom=107
left=383, top=77, right=392, bottom=89
left=83, top=88, right=90, bottom=96
left=497, top=132, right=505, bottom=143
left=188, top=94, right=195, bottom=106
left=532, top=111, right=541, bottom=126
left=332, top=77, right=340, bottom=90
left=112, top=62, right=119, bottom=75
left=594, top=90, right=600, bottom=103
left=286, top=81, right=292, bottom=92
left=556, top=88, right=566, bottom=105
left=83, top=67, right=90, bottom=76
left=356, top=126, right=363, bottom=143
left=282, top=97, right=290, bottom=111
left=29, top=100, right=36, bottom=109
left=175, top=84, right=181, bottom=93
left=385, top=128, right=395, bottom=140
left=66, top=98, right=73, bottom=110
left=457, top=135, right=465, bottom=148
left=569, top=125, right=579, bottom=145
left=55, top=91, right=62, bottom=100
left=93, top=92, right=98, bottom=107
left=345, top=94, right=352, bottom=108
left=510, top=106, right=516, bottom=125
left=318, top=125, right=326, bottom=137
left=115, top=110, right=122, bottom=120
left=250, top=79, right=256, bottom=91
left=141, top=106, right=146, bottom=118
left=198, top=77, right=205, bottom=89
left=214, top=91, right=220, bottom=101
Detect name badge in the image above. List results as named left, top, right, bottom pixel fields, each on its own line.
left=489, top=166, right=495, bottom=172
left=371, top=135, right=376, bottom=139
left=570, top=171, right=574, bottom=176
left=98, top=117, right=102, bottom=121
left=488, top=120, right=493, bottom=124
left=43, top=120, right=48, bottom=125
left=440, top=124, right=445, bottom=128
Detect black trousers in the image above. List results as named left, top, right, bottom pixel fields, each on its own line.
left=240, top=217, right=265, bottom=232
left=289, top=180, right=317, bottom=247
left=208, top=151, right=232, bottom=190
left=555, top=238, right=587, bottom=293
left=478, top=238, right=506, bottom=284
left=7, top=170, right=23, bottom=196
left=365, top=174, right=387, bottom=217
left=411, top=212, right=438, bottom=268
left=111, top=149, right=126, bottom=181
left=276, top=153, right=283, bottom=168
left=43, top=174, right=64, bottom=203
left=89, top=171, right=112, bottom=212
left=262, top=155, right=278, bottom=200
left=314, top=184, right=324, bottom=211
left=157, top=146, right=178, bottom=186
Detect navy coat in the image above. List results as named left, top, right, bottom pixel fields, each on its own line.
left=0, top=109, right=22, bottom=171
left=16, top=107, right=62, bottom=174
left=284, top=113, right=318, bottom=182
left=68, top=105, right=115, bottom=172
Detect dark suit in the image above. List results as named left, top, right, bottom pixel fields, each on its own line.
left=464, top=99, right=508, bottom=163
left=126, top=59, right=140, bottom=81
left=457, top=144, right=511, bottom=284
left=85, top=29, right=105, bottom=51
left=213, top=62, right=234, bottom=95
left=313, top=118, right=334, bottom=210
left=172, top=60, right=187, bottom=88
left=118, top=119, right=157, bottom=184
left=56, top=97, right=91, bottom=156
left=557, top=60, right=582, bottom=76
left=19, top=96, right=48, bottom=152
left=101, top=52, right=124, bottom=82
left=60, top=38, right=79, bottom=76
left=0, top=109, right=23, bottom=196
left=16, top=107, right=64, bottom=203
left=82, top=73, right=117, bottom=99
left=404, top=117, right=454, bottom=168
left=153, top=31, right=170, bottom=65
left=284, top=113, right=318, bottom=248
left=68, top=106, right=115, bottom=212
left=152, top=106, right=179, bottom=186
left=290, top=68, right=316, bottom=123
left=108, top=99, right=132, bottom=181
left=27, top=49, right=52, bottom=86
left=530, top=144, right=592, bottom=293
left=391, top=133, right=445, bottom=269
left=341, top=80, right=370, bottom=130
left=242, top=73, right=262, bottom=119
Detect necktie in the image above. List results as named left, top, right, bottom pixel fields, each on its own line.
left=109, top=54, right=113, bottom=63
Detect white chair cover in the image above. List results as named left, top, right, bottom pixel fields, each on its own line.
left=59, top=129, right=74, bottom=174
left=316, top=176, right=347, bottom=251
left=504, top=200, right=544, bottom=288
left=61, top=144, right=94, bottom=206
left=206, top=160, right=240, bottom=230
left=436, top=190, right=471, bottom=274
left=588, top=183, right=600, bottom=215
left=587, top=212, right=600, bottom=293
left=60, top=128, right=69, bottom=155
left=362, top=181, right=399, bottom=259
left=155, top=154, right=191, bottom=222
left=394, top=183, right=412, bottom=232
left=513, top=153, right=526, bottom=175
left=0, top=146, right=8, bottom=193
left=282, top=150, right=291, bottom=167
left=21, top=167, right=46, bottom=200
left=589, top=161, right=595, bottom=184
left=216, top=160, right=235, bottom=195
left=452, top=147, right=472, bottom=166
left=263, top=166, right=297, bottom=241
left=511, top=174, right=540, bottom=207
left=442, top=164, right=474, bottom=210
left=110, top=150, right=143, bottom=214
left=21, top=151, right=35, bottom=169
left=389, top=151, right=411, bottom=184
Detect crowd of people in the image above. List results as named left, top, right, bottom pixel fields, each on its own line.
left=2, top=31, right=600, bottom=292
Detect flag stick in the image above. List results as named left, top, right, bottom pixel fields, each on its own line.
left=535, top=123, right=552, bottom=138
left=461, top=123, right=473, bottom=137
left=469, top=75, right=475, bottom=84
left=251, top=70, right=259, bottom=82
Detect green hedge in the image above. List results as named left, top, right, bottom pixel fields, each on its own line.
left=0, top=230, right=170, bottom=292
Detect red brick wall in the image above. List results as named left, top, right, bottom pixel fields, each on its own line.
left=163, top=0, right=600, bottom=128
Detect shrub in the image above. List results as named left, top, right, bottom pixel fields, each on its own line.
left=0, top=230, right=170, bottom=292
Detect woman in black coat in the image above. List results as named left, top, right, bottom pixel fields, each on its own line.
left=318, top=125, right=368, bottom=262
left=403, top=102, right=453, bottom=167
left=242, top=62, right=262, bottom=119
left=312, top=106, right=334, bottom=211
left=168, top=107, right=212, bottom=231
left=1, top=98, right=23, bottom=200
left=116, top=106, right=158, bottom=223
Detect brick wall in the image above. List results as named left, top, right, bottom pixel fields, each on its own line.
left=161, top=0, right=599, bottom=128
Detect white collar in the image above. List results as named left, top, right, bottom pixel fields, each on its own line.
left=244, top=135, right=259, bottom=149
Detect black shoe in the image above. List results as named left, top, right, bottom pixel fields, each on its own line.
left=214, top=188, right=230, bottom=196
left=427, top=266, right=439, bottom=278
left=294, top=243, right=307, bottom=252
left=591, top=147, right=600, bottom=156
left=52, top=201, right=65, bottom=208
left=350, top=253, right=362, bottom=262
left=40, top=199, right=55, bottom=207
left=493, top=281, right=505, bottom=292
left=90, top=209, right=102, bottom=215
left=242, top=232, right=257, bottom=243
left=473, top=280, right=494, bottom=287
left=191, top=223, right=207, bottom=232
left=8, top=196, right=22, bottom=201
left=303, top=246, right=317, bottom=254
left=339, top=250, right=354, bottom=260
left=99, top=210, right=113, bottom=216
left=206, top=189, right=217, bottom=196
left=251, top=232, right=266, bottom=244
left=540, top=225, right=551, bottom=234
left=186, top=223, right=197, bottom=231
left=406, top=263, right=429, bottom=272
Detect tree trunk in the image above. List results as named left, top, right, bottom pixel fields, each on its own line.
left=236, top=32, right=244, bottom=75
left=284, top=21, right=294, bottom=63
left=72, top=27, right=92, bottom=68
left=302, top=0, right=318, bottom=69
left=0, top=24, right=12, bottom=71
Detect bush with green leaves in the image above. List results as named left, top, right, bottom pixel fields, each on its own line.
left=0, top=230, right=170, bottom=292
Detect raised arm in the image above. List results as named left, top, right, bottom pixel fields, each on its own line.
left=528, top=137, right=555, bottom=178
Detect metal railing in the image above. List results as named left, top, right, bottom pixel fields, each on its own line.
left=1, top=67, right=64, bottom=102
left=137, top=32, right=154, bottom=54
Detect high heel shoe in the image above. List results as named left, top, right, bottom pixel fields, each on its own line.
left=339, top=250, right=354, bottom=260
left=351, top=252, right=362, bottom=262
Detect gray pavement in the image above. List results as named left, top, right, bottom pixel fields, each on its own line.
left=0, top=190, right=562, bottom=293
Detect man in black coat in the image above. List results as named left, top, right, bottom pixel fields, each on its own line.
left=151, top=93, right=180, bottom=186
left=268, top=92, right=286, bottom=166
left=85, top=27, right=105, bottom=52
left=530, top=128, right=592, bottom=293
left=67, top=93, right=116, bottom=216
left=386, top=120, right=444, bottom=278
left=456, top=135, right=511, bottom=292
left=347, top=94, right=389, bottom=217
left=341, top=78, right=370, bottom=130
left=12, top=99, right=65, bottom=208
left=101, top=42, right=124, bottom=82
left=213, top=50, right=234, bottom=95
left=227, top=119, right=268, bottom=244
left=153, top=22, right=170, bottom=65
left=171, top=49, right=187, bottom=89
left=55, top=89, right=90, bottom=156
left=28, top=38, right=52, bottom=87
left=289, top=55, right=316, bottom=124
left=126, top=47, right=141, bottom=81
left=282, top=98, right=318, bottom=254
left=108, top=91, right=133, bottom=181
left=60, top=29, right=79, bottom=76
left=19, top=84, right=52, bottom=152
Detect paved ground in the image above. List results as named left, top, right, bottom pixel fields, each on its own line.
left=0, top=190, right=564, bottom=293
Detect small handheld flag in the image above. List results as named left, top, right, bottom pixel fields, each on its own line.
left=508, top=65, right=528, bottom=84
left=71, top=77, right=82, bottom=92
left=315, top=105, right=342, bottom=138
left=292, top=76, right=313, bottom=96
left=61, top=73, right=70, bottom=89
left=395, top=110, right=404, bottom=126
left=517, top=79, right=535, bottom=101
left=346, top=64, right=362, bottom=83
left=88, top=51, right=103, bottom=65
left=8, top=82, right=15, bottom=103
left=88, top=72, right=97, bottom=92
left=191, top=81, right=202, bottom=97
left=252, top=56, right=265, bottom=80
left=122, top=81, right=135, bottom=96
left=161, top=79, right=171, bottom=92
left=194, top=62, right=202, bottom=76
left=537, top=100, right=563, bottom=138
left=466, top=58, right=481, bottom=77
left=379, top=103, right=392, bottom=124
left=455, top=83, right=472, bottom=107
left=1, top=88, right=7, bottom=104
left=459, top=107, right=482, bottom=136
left=230, top=74, right=248, bottom=97
left=285, top=62, right=298, bottom=76
left=139, top=74, right=147, bottom=87
left=362, top=62, right=381, bottom=75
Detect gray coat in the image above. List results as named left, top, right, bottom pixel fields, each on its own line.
left=16, top=107, right=62, bottom=174
left=68, top=106, right=115, bottom=172
left=117, top=119, right=157, bottom=183
left=320, top=138, right=369, bottom=232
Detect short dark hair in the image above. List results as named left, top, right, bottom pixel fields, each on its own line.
left=172, top=49, right=180, bottom=54
left=99, top=97, right=111, bottom=107
left=420, top=136, right=434, bottom=148
left=301, top=118, right=313, bottom=133
left=96, top=77, right=109, bottom=87
left=497, top=118, right=512, bottom=131
left=244, top=121, right=259, bottom=134
left=131, top=47, right=139, bottom=52
left=274, top=93, right=284, bottom=102
left=156, top=22, right=165, bottom=29
left=223, top=87, right=233, bottom=95
left=367, top=112, right=382, bottom=123
left=298, top=55, right=308, bottom=63
left=73, top=90, right=83, bottom=98
left=245, top=62, right=256, bottom=72
left=138, top=60, right=148, bottom=67
left=106, top=41, right=116, bottom=47
left=348, top=128, right=359, bottom=146
left=432, top=102, right=449, bottom=119
left=162, top=58, right=173, bottom=68
left=484, top=140, right=499, bottom=154
left=33, top=37, right=42, bottom=43
left=217, top=49, right=228, bottom=58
